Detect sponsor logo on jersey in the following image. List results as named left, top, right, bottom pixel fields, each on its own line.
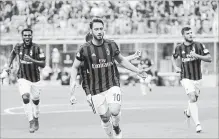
left=20, top=60, right=33, bottom=64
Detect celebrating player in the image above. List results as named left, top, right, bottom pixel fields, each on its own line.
left=77, top=33, right=142, bottom=107
left=70, top=18, right=147, bottom=138
left=172, top=27, right=212, bottom=133
left=5, top=29, right=46, bottom=133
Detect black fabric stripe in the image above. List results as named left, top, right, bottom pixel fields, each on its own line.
left=179, top=45, right=184, bottom=79
left=24, top=48, right=31, bottom=81
left=81, top=69, right=89, bottom=95
left=194, top=44, right=200, bottom=80
left=21, top=45, right=27, bottom=79
left=101, top=45, right=110, bottom=89
left=32, top=46, right=38, bottom=82
left=186, top=46, right=191, bottom=79
left=108, top=43, right=116, bottom=85
left=17, top=45, right=22, bottom=79
left=83, top=49, right=93, bottom=95
left=93, top=46, right=103, bottom=92
left=190, top=61, right=195, bottom=80
left=87, top=46, right=96, bottom=95
left=27, top=48, right=33, bottom=82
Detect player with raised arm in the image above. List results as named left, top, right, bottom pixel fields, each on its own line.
left=70, top=18, right=147, bottom=138
left=172, top=27, right=212, bottom=133
left=77, top=33, right=142, bottom=109
left=4, top=29, right=46, bottom=133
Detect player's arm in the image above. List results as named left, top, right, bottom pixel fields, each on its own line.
left=191, top=53, right=211, bottom=62
left=8, top=48, right=17, bottom=68
left=70, top=58, right=81, bottom=95
left=24, top=55, right=46, bottom=68
left=171, top=46, right=181, bottom=73
left=190, top=44, right=212, bottom=62
left=115, top=53, right=142, bottom=74
left=70, top=47, right=84, bottom=98
left=23, top=46, right=46, bottom=68
left=125, top=51, right=141, bottom=61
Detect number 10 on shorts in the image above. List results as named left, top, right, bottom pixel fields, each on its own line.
left=113, top=93, right=121, bottom=102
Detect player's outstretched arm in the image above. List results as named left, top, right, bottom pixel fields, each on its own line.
left=125, top=51, right=141, bottom=61
left=115, top=53, right=147, bottom=78
left=190, top=52, right=212, bottom=63
left=23, top=54, right=46, bottom=68
left=8, top=49, right=16, bottom=69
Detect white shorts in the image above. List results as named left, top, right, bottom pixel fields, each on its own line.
left=17, top=79, right=42, bottom=100
left=91, top=86, right=122, bottom=115
left=180, top=79, right=201, bottom=96
left=140, top=75, right=152, bottom=84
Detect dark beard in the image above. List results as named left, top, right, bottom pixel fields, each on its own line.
left=93, top=35, right=102, bottom=41
left=185, top=38, right=193, bottom=43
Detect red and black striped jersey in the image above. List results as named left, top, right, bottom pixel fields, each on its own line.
left=12, top=43, right=46, bottom=82
left=173, top=41, right=210, bottom=80
left=76, top=39, right=120, bottom=95
left=79, top=61, right=90, bottom=96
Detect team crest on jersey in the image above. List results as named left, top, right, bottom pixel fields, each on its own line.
left=182, top=51, right=185, bottom=54
left=19, top=51, right=22, bottom=56
left=106, top=48, right=110, bottom=55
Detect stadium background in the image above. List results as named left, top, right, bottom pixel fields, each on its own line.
left=0, top=0, right=218, bottom=86
left=0, top=0, right=218, bottom=138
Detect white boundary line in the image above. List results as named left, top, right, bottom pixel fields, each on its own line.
left=1, top=103, right=218, bottom=116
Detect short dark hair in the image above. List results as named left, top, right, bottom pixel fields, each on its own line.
left=181, top=27, right=191, bottom=35
left=21, top=28, right=33, bottom=35
left=89, top=18, right=104, bottom=29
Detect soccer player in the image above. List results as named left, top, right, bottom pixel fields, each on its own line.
left=138, top=52, right=153, bottom=95
left=5, top=28, right=46, bottom=133
left=70, top=18, right=147, bottom=138
left=79, top=33, right=142, bottom=106
left=172, top=27, right=212, bottom=133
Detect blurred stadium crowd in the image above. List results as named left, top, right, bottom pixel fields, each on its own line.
left=1, top=0, right=218, bottom=36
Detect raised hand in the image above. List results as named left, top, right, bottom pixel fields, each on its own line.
left=134, top=51, right=141, bottom=59
left=24, top=54, right=34, bottom=62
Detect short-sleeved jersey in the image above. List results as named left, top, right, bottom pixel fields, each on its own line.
left=76, top=39, right=120, bottom=95
left=13, top=43, right=46, bottom=82
left=138, top=58, right=153, bottom=75
left=173, top=41, right=210, bottom=80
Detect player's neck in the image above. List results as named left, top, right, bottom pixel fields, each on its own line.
left=24, top=42, right=32, bottom=48
left=92, top=39, right=104, bottom=46
left=183, top=41, right=193, bottom=46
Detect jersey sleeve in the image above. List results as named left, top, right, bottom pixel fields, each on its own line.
left=200, top=43, right=210, bottom=56
left=172, top=45, right=180, bottom=59
left=76, top=46, right=85, bottom=61
left=37, top=46, right=46, bottom=61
